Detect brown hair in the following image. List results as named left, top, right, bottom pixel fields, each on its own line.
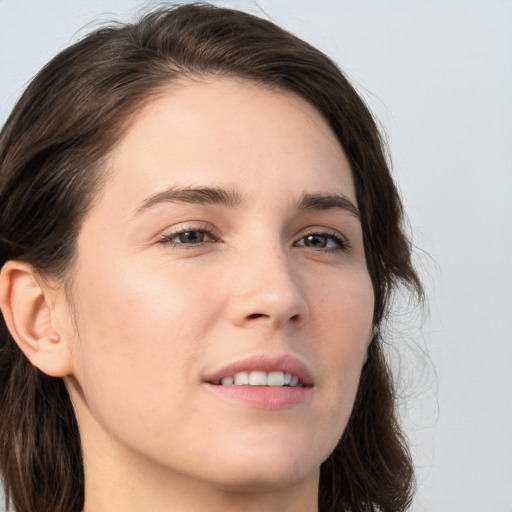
left=0, top=4, right=422, bottom=511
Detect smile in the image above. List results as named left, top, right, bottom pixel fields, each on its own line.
left=217, top=370, right=301, bottom=387
left=203, top=353, right=315, bottom=390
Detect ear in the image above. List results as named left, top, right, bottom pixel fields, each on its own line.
left=0, top=261, right=73, bottom=377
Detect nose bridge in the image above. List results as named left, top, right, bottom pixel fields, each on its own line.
left=228, top=236, right=309, bottom=328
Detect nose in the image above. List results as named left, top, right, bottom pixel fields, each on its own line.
left=227, top=244, right=309, bottom=329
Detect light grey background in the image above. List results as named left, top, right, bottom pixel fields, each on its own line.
left=1, top=1, right=511, bottom=511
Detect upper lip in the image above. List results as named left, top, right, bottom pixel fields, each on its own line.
left=203, top=353, right=315, bottom=386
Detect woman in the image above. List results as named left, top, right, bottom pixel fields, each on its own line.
left=0, top=4, right=422, bottom=512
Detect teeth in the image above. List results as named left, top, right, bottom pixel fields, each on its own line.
left=220, top=370, right=300, bottom=387
left=249, top=371, right=267, bottom=386
left=267, top=371, right=285, bottom=386
left=234, top=371, right=249, bottom=385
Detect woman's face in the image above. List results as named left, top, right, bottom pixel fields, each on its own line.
left=62, top=78, right=374, bottom=493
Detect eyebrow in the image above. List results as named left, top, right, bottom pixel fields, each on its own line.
left=133, top=185, right=359, bottom=219
left=297, top=193, right=360, bottom=219
left=133, top=186, right=243, bottom=216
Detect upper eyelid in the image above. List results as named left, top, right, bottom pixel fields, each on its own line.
left=157, top=223, right=218, bottom=242
left=295, top=226, right=349, bottom=242
left=294, top=230, right=349, bottom=250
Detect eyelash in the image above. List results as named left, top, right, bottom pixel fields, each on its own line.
left=157, top=225, right=349, bottom=252
left=157, top=223, right=218, bottom=249
left=294, top=229, right=349, bottom=252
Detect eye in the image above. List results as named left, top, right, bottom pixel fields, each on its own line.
left=295, top=231, right=348, bottom=251
left=158, top=225, right=217, bottom=248
left=172, top=230, right=209, bottom=244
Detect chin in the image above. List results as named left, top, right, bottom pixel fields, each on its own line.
left=211, top=461, right=320, bottom=493
left=199, top=436, right=326, bottom=493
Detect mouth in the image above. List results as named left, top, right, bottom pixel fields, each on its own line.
left=204, top=353, right=314, bottom=387
left=203, top=354, right=314, bottom=410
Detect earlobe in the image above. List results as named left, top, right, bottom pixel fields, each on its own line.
left=0, top=261, right=73, bottom=377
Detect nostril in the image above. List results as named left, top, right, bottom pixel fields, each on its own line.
left=246, top=312, right=301, bottom=322
left=247, top=313, right=266, bottom=320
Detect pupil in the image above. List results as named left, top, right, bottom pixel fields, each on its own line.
left=180, top=231, right=203, bottom=243
left=306, top=234, right=326, bottom=247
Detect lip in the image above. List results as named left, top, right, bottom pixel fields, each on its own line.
left=203, top=353, right=315, bottom=386
left=205, top=384, right=313, bottom=409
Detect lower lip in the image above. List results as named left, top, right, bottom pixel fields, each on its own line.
left=205, top=384, right=313, bottom=410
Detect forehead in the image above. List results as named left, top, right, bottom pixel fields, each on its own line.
left=97, top=77, right=355, bottom=213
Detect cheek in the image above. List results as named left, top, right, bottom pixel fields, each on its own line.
left=309, top=268, right=374, bottom=423
left=67, top=258, right=222, bottom=414
left=75, top=255, right=217, bottom=340
left=313, top=268, right=374, bottom=352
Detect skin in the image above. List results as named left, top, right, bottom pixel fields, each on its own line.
left=3, top=78, right=375, bottom=512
